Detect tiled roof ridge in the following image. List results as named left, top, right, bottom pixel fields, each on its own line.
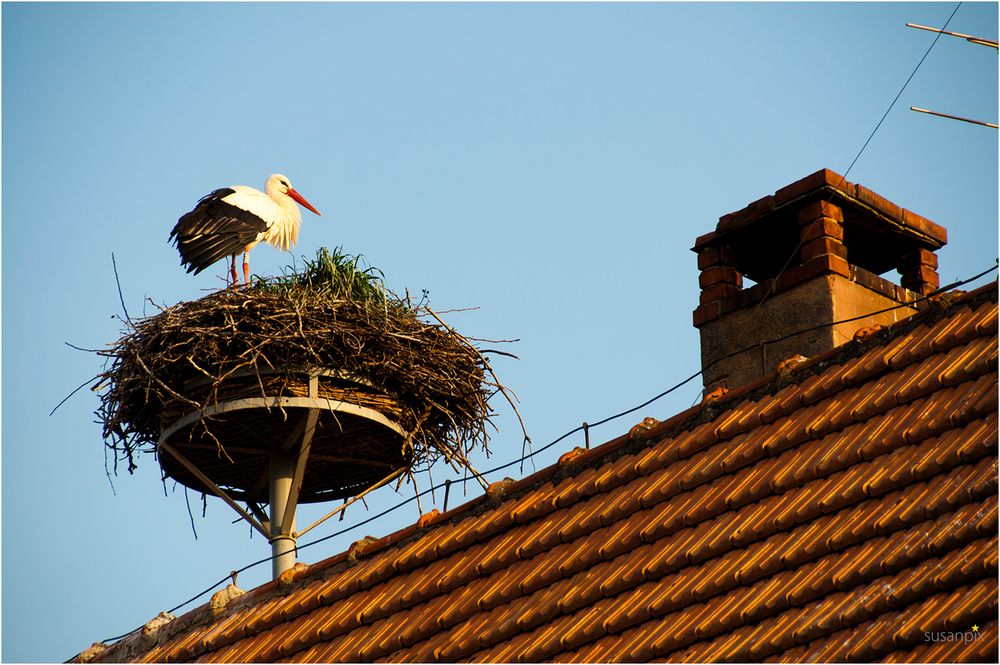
left=79, top=281, right=997, bottom=663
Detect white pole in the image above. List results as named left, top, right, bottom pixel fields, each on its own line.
left=269, top=451, right=297, bottom=579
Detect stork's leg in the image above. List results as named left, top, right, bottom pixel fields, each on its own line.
left=243, top=251, right=251, bottom=285
left=230, top=255, right=239, bottom=290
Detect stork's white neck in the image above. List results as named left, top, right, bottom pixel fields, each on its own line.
left=268, top=189, right=303, bottom=222
left=263, top=184, right=302, bottom=252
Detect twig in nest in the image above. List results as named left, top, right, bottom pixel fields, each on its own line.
left=422, top=306, right=531, bottom=448
left=50, top=375, right=96, bottom=417
left=184, top=487, right=199, bottom=540
left=112, top=252, right=133, bottom=325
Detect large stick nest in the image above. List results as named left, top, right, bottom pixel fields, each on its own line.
left=95, top=248, right=510, bottom=483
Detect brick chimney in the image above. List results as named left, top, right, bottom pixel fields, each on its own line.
left=693, top=168, right=947, bottom=393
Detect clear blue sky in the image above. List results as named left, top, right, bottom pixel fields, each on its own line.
left=2, top=2, right=996, bottom=661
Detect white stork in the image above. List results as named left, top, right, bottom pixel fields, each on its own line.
left=170, top=173, right=321, bottom=288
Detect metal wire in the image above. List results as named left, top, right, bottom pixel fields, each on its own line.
left=99, top=259, right=996, bottom=645
left=755, top=2, right=963, bottom=312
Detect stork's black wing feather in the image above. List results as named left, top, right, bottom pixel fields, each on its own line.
left=169, top=188, right=268, bottom=275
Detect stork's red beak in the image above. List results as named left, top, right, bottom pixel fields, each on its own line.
left=288, top=188, right=321, bottom=216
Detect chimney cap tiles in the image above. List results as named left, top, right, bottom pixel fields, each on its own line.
left=692, top=167, right=947, bottom=283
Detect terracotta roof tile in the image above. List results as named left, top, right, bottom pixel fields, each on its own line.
left=285, top=610, right=336, bottom=659
left=592, top=579, right=654, bottom=637
left=571, top=604, right=621, bottom=653
left=449, top=610, right=498, bottom=659
left=576, top=622, right=638, bottom=662
left=928, top=303, right=978, bottom=350
left=464, top=596, right=527, bottom=653
left=965, top=295, right=998, bottom=333
left=293, top=631, right=348, bottom=663
left=902, top=319, right=957, bottom=365
left=944, top=300, right=997, bottom=353
left=794, top=366, right=839, bottom=404
left=365, top=617, right=406, bottom=660
left=152, top=621, right=206, bottom=662
left=81, top=285, right=998, bottom=664
left=402, top=593, right=459, bottom=652
left=505, top=480, right=555, bottom=523
left=385, top=523, right=450, bottom=575
left=975, top=307, right=999, bottom=340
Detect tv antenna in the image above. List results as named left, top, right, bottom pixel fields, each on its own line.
left=906, top=22, right=998, bottom=49
left=906, top=21, right=998, bottom=129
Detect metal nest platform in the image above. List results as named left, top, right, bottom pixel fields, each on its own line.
left=158, top=369, right=412, bottom=504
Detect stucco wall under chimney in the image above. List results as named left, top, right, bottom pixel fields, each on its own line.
left=699, top=273, right=920, bottom=392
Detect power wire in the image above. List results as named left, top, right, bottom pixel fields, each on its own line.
left=100, top=259, right=996, bottom=645
left=756, top=2, right=963, bottom=311
left=842, top=2, right=962, bottom=182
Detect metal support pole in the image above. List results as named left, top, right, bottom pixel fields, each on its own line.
left=158, top=440, right=270, bottom=540
left=269, top=451, right=297, bottom=579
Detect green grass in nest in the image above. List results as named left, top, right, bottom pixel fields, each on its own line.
left=253, top=246, right=395, bottom=307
